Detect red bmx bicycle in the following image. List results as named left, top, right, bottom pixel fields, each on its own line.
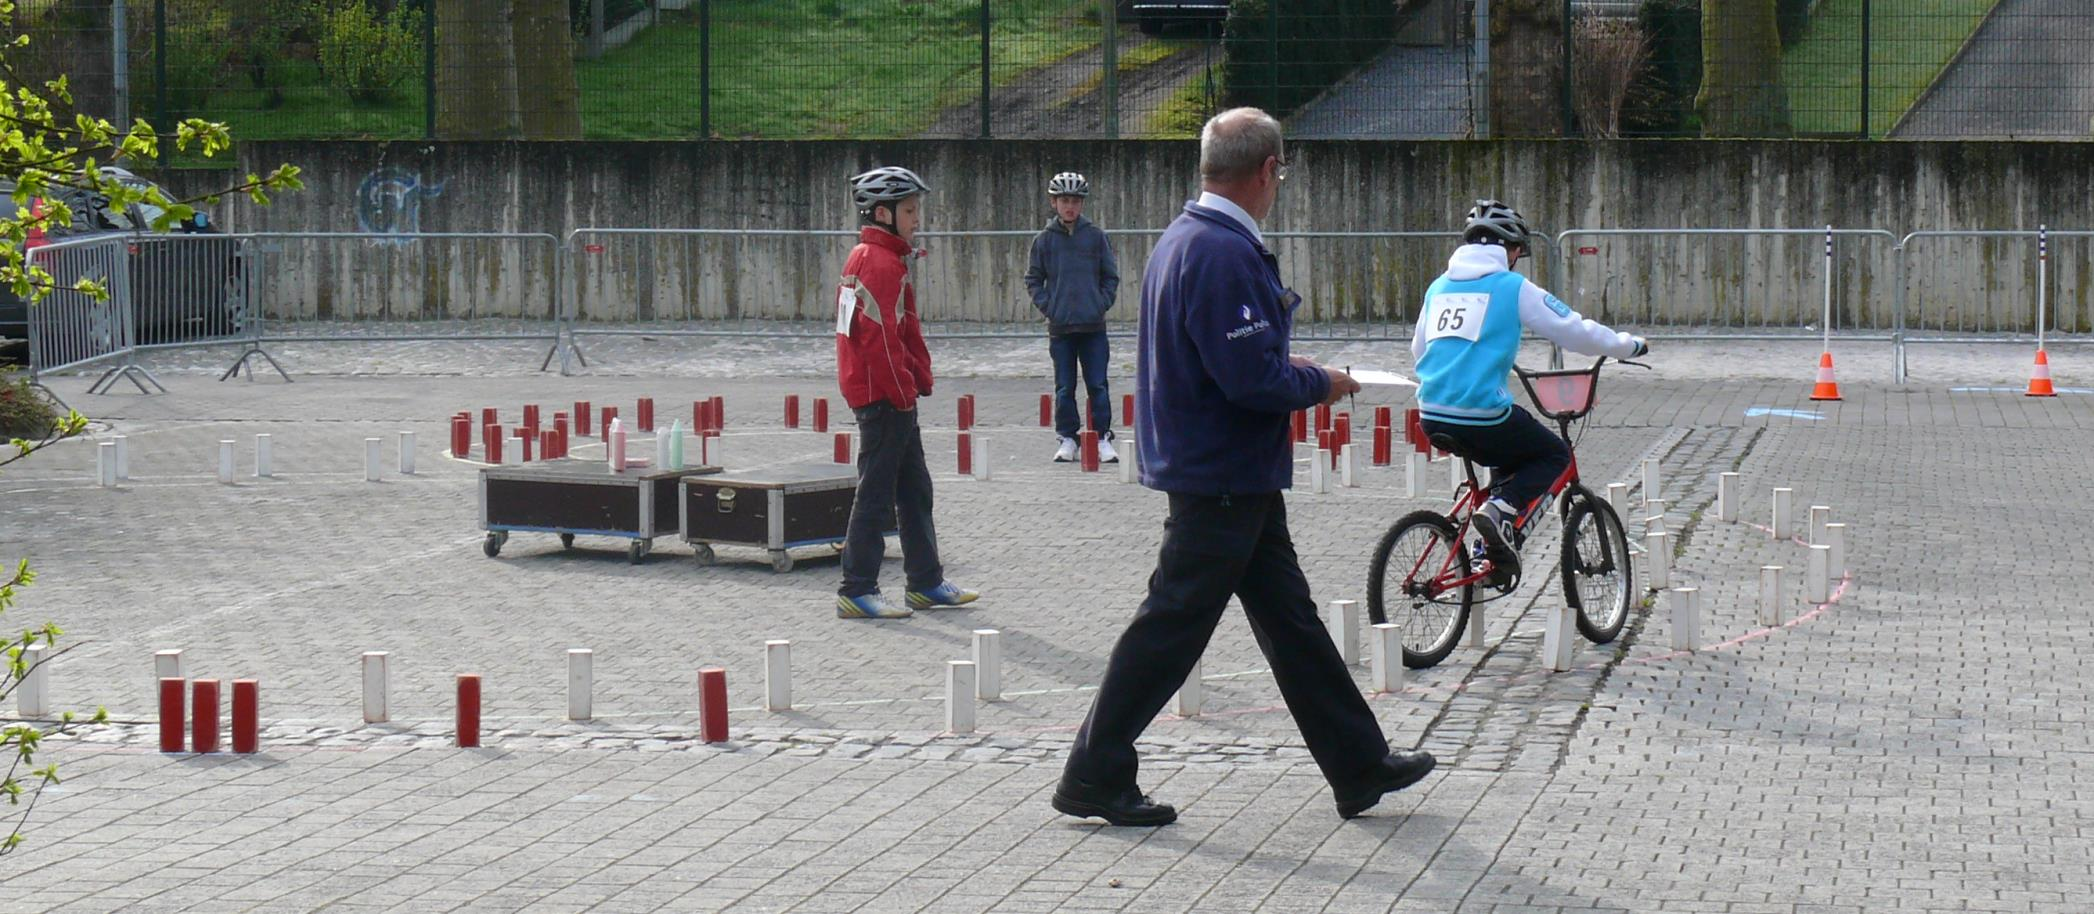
left=1367, top=357, right=1643, bottom=668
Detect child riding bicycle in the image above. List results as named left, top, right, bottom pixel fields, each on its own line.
left=1411, top=200, right=1648, bottom=579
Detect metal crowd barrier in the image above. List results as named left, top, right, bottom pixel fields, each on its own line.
left=22, top=234, right=161, bottom=400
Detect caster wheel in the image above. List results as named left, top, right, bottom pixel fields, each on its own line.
left=482, top=531, right=507, bottom=557
left=559, top=533, right=576, bottom=549
left=770, top=550, right=795, bottom=573
left=629, top=539, right=651, bottom=565
left=692, top=543, right=717, bottom=566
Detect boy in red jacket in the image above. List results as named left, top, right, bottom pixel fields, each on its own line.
left=833, top=166, right=979, bottom=619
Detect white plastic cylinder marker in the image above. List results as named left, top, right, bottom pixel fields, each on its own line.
left=1405, top=452, right=1426, bottom=497
left=974, top=437, right=992, bottom=482
left=1808, top=505, right=1830, bottom=546
left=1642, top=458, right=1661, bottom=503
left=1340, top=444, right=1358, bottom=488
left=764, top=640, right=791, bottom=711
left=1669, top=586, right=1700, bottom=651
left=567, top=648, right=593, bottom=720
left=1607, top=482, right=1630, bottom=520
left=1328, top=599, right=1361, bottom=665
left=1118, top=435, right=1136, bottom=484
left=1772, top=488, right=1793, bottom=540
left=1646, top=531, right=1670, bottom=589
left=1806, top=545, right=1831, bottom=604
left=113, top=434, right=128, bottom=480
left=398, top=432, right=416, bottom=475
left=1175, top=660, right=1203, bottom=717
left=364, top=437, right=382, bottom=482
left=1542, top=604, right=1576, bottom=671
left=1309, top=450, right=1328, bottom=494
left=1717, top=472, right=1739, bottom=522
left=19, top=644, right=48, bottom=718
left=154, top=649, right=183, bottom=683
left=1760, top=565, right=1785, bottom=626
left=654, top=430, right=672, bottom=473
left=1825, top=522, right=1847, bottom=580
left=362, top=651, right=389, bottom=723
left=255, top=434, right=272, bottom=478
left=1466, top=601, right=1487, bottom=650
left=705, top=433, right=724, bottom=468
left=1645, top=499, right=1667, bottom=535
left=218, top=440, right=235, bottom=484
left=97, top=442, right=116, bottom=487
left=1370, top=623, right=1403, bottom=693
left=944, top=661, right=976, bottom=733
left=972, top=629, right=1002, bottom=700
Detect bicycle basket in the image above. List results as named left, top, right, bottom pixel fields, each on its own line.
left=1516, top=363, right=1601, bottom=421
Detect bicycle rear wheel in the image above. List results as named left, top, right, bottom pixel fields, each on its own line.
left=1562, top=488, right=1633, bottom=643
left=1367, top=510, right=1474, bottom=669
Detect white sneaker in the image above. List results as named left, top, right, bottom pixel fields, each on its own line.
left=1097, top=435, right=1120, bottom=464
left=1054, top=437, right=1078, bottom=463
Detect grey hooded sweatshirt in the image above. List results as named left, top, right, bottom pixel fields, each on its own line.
left=1024, top=215, right=1120, bottom=336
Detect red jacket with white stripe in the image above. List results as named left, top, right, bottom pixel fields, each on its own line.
left=835, top=227, right=933, bottom=411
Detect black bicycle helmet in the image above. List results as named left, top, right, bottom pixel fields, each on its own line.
left=850, top=166, right=930, bottom=220
left=1047, top=172, right=1090, bottom=198
left=1463, top=199, right=1533, bottom=250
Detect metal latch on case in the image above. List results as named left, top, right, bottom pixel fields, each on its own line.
left=717, top=488, right=735, bottom=513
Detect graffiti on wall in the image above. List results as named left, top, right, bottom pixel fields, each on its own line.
left=355, top=166, right=446, bottom=244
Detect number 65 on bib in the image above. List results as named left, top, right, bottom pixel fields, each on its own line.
left=1424, top=292, right=1489, bottom=343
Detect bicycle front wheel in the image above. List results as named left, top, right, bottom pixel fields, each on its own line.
left=1562, top=488, right=1633, bottom=643
left=1367, top=510, right=1474, bottom=669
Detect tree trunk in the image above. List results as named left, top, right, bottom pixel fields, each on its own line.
left=435, top=0, right=521, bottom=139
left=1696, top=0, right=1790, bottom=137
left=511, top=0, right=583, bottom=139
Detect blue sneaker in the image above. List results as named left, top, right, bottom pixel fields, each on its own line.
left=837, top=592, right=912, bottom=619
left=905, top=581, right=979, bottom=610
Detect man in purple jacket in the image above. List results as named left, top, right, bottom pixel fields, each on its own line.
left=1052, top=108, right=1437, bottom=827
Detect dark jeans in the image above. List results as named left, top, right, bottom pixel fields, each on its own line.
left=839, top=403, right=944, bottom=597
left=1062, top=492, right=1389, bottom=791
left=1051, top=331, right=1112, bottom=439
left=1421, top=405, right=1570, bottom=522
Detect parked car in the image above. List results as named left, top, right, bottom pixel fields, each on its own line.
left=1131, top=0, right=1229, bottom=36
left=0, top=167, right=239, bottom=353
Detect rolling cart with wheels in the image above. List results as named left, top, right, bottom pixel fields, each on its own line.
left=680, top=464, right=883, bottom=573
left=479, top=460, right=721, bottom=564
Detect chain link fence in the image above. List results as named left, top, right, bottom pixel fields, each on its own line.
left=3, top=0, right=2086, bottom=141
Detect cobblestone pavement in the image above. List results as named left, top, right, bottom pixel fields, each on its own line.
left=3, top=337, right=2091, bottom=911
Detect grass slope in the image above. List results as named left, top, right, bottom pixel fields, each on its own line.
left=1781, top=0, right=2002, bottom=137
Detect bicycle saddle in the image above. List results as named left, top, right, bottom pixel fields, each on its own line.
left=1426, top=433, right=1472, bottom=461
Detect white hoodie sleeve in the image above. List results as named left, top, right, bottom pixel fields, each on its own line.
left=1409, top=306, right=1428, bottom=364
left=1518, top=279, right=1640, bottom=358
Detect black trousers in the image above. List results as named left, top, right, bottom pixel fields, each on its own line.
left=1062, top=492, right=1390, bottom=790
left=839, top=403, right=944, bottom=597
left=1422, top=405, right=1570, bottom=520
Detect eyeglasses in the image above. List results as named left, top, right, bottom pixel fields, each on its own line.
left=1274, top=155, right=1290, bottom=182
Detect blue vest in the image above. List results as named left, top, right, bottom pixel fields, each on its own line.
left=1415, top=270, right=1526, bottom=426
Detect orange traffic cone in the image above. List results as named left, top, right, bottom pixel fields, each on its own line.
left=1808, top=351, right=1842, bottom=401
left=24, top=197, right=46, bottom=249
left=2027, top=349, right=2057, bottom=397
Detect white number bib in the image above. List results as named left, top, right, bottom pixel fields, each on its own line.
left=835, top=284, right=858, bottom=336
left=1424, top=292, right=1489, bottom=343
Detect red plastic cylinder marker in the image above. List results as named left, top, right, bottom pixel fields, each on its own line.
left=451, top=415, right=471, bottom=458
left=786, top=395, right=801, bottom=429
left=517, top=430, right=534, bottom=463
left=456, top=675, right=481, bottom=748
left=191, top=679, right=220, bottom=754
left=158, top=677, right=185, bottom=753
left=958, top=395, right=974, bottom=431
left=1317, top=430, right=1332, bottom=462
left=637, top=397, right=655, bottom=431
left=1315, top=403, right=1332, bottom=433
left=231, top=679, right=258, bottom=754
left=1122, top=394, right=1134, bottom=427
left=523, top=404, right=540, bottom=432
left=1335, top=413, right=1352, bottom=449
left=1292, top=410, right=1307, bottom=443
left=1375, top=405, right=1393, bottom=429
left=486, top=429, right=503, bottom=464
left=554, top=414, right=570, bottom=447
left=601, top=406, right=618, bottom=437
left=1407, top=409, right=1427, bottom=453
left=699, top=668, right=729, bottom=743
left=540, top=430, right=556, bottom=461
left=1080, top=431, right=1100, bottom=472
left=1373, top=425, right=1392, bottom=466
left=576, top=401, right=592, bottom=436
left=957, top=432, right=972, bottom=476
left=834, top=433, right=852, bottom=464
left=813, top=398, right=829, bottom=433
left=712, top=396, right=726, bottom=430
left=1039, top=394, right=1052, bottom=427
left=481, top=407, right=497, bottom=429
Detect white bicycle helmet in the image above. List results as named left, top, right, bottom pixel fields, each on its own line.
left=1047, top=172, right=1090, bottom=198
left=850, top=166, right=930, bottom=218
left=1463, top=199, right=1533, bottom=250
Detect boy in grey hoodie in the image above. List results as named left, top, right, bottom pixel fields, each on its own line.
left=1025, top=172, right=1122, bottom=463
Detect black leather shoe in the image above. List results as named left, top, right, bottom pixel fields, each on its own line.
left=1333, top=750, right=1438, bottom=819
left=1052, top=779, right=1178, bottom=827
